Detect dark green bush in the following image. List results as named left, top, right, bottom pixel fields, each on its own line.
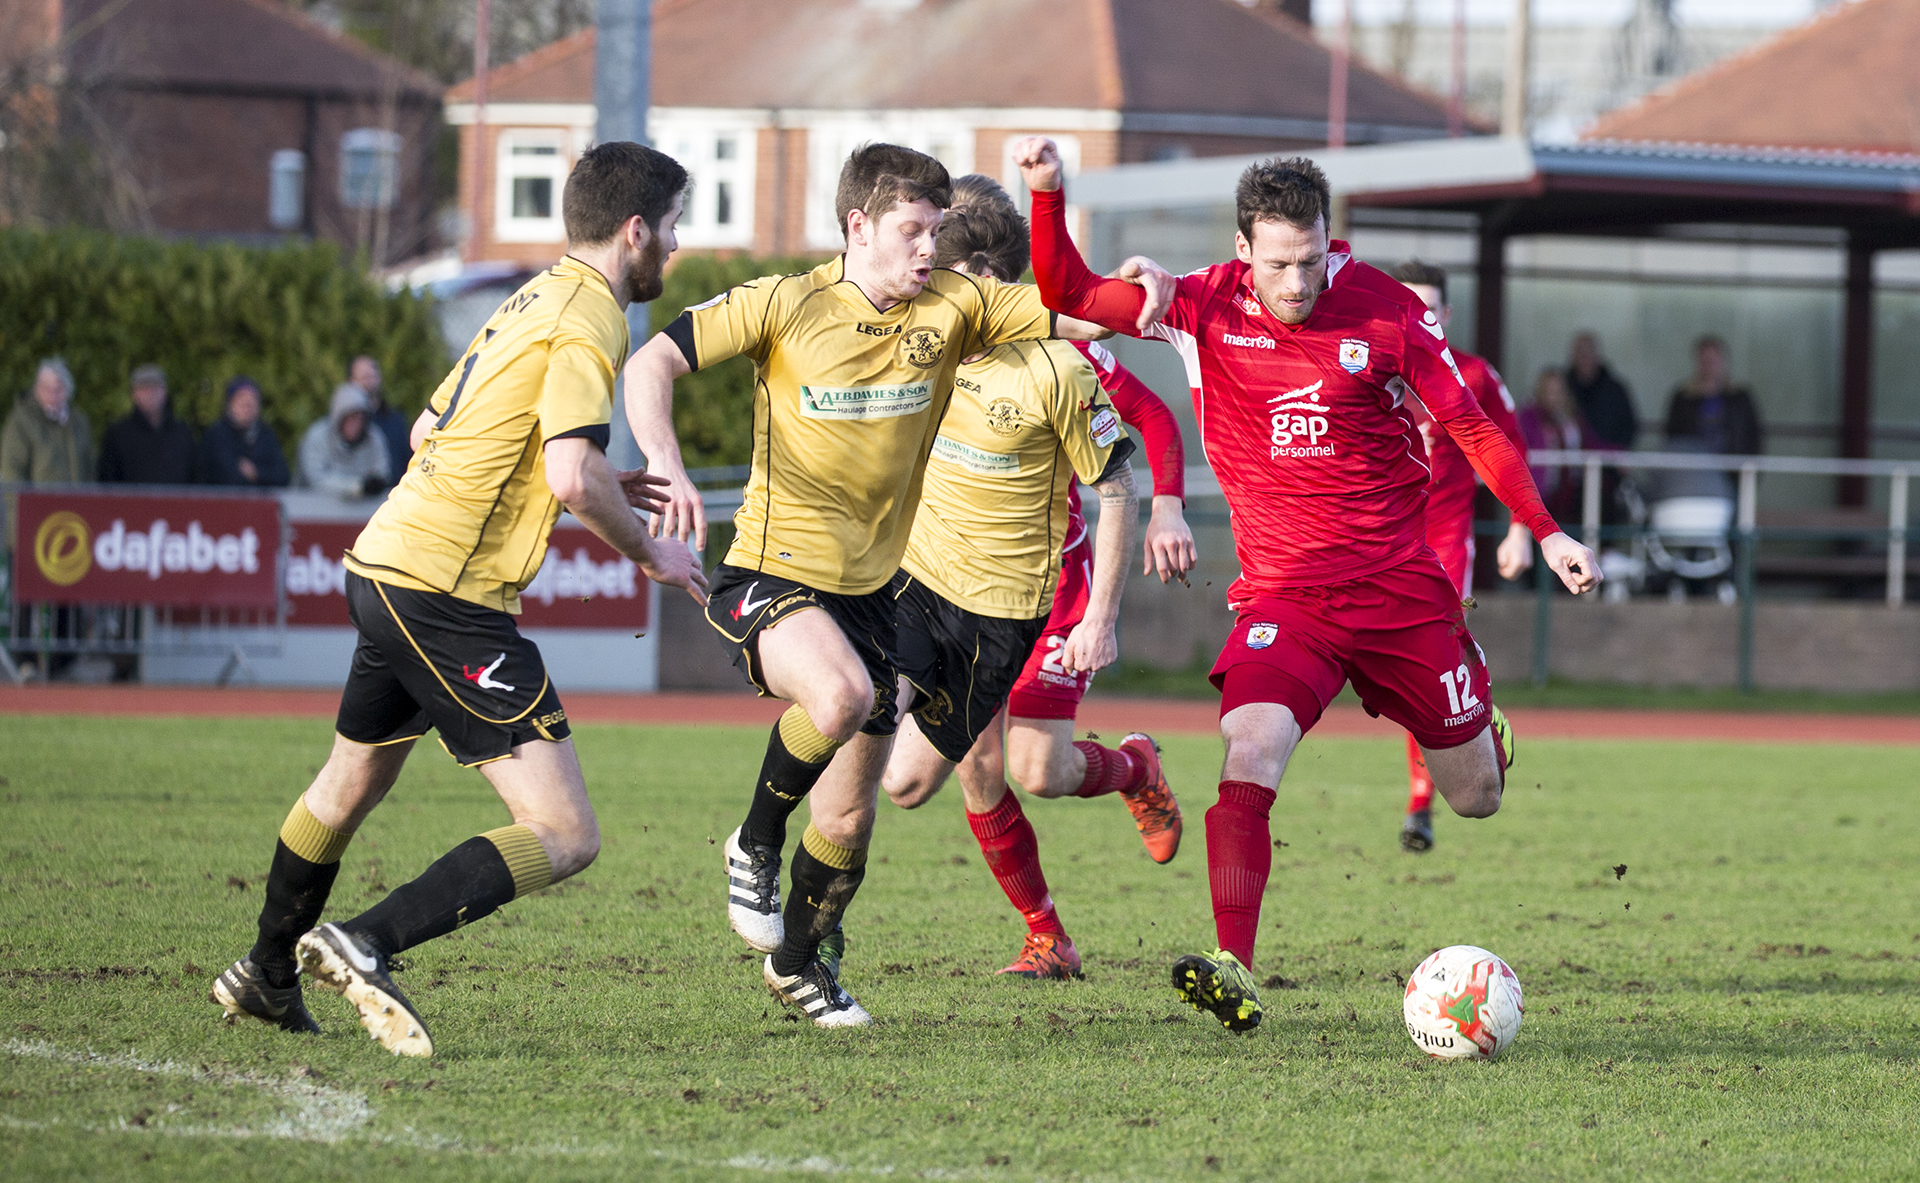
left=0, top=227, right=447, bottom=448
left=651, top=252, right=820, bottom=469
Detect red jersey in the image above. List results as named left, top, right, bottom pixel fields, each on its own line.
left=1063, top=340, right=1186, bottom=549
left=1409, top=351, right=1525, bottom=537
left=1029, top=187, right=1557, bottom=605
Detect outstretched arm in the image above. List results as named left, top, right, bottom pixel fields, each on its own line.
left=1014, top=136, right=1155, bottom=335
left=544, top=436, right=708, bottom=605
left=1075, top=342, right=1194, bottom=581
left=621, top=332, right=706, bottom=550
left=1439, top=407, right=1596, bottom=594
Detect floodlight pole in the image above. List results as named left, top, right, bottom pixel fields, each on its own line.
left=469, top=0, right=489, bottom=261
left=1327, top=0, right=1351, bottom=149
left=595, top=0, right=654, bottom=471
left=1501, top=0, right=1530, bottom=139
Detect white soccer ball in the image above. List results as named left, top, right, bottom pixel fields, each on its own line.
left=1403, top=945, right=1524, bottom=1061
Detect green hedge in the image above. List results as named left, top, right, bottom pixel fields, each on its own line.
left=0, top=228, right=448, bottom=448
left=651, top=252, right=821, bottom=469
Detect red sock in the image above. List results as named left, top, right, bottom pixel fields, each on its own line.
left=1205, top=780, right=1275, bottom=970
left=1072, top=741, right=1146, bottom=797
left=966, top=792, right=1066, bottom=937
left=1405, top=733, right=1434, bottom=813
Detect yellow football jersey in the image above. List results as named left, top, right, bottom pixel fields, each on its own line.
left=346, top=256, right=626, bottom=613
left=902, top=339, right=1130, bottom=619
left=667, top=257, right=1052, bottom=596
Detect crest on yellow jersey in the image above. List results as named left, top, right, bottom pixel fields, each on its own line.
left=984, top=397, right=1022, bottom=436
left=904, top=327, right=946, bottom=368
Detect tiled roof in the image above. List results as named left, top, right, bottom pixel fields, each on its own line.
left=63, top=0, right=437, bottom=97
left=1585, top=0, right=1920, bottom=155
left=449, top=0, right=1453, bottom=133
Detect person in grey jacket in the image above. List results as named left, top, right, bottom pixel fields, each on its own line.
left=2, top=358, right=93, bottom=485
left=298, top=383, right=391, bottom=498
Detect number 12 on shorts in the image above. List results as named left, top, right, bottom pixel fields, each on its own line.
left=1438, top=663, right=1480, bottom=716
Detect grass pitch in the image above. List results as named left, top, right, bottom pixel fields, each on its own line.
left=2, top=715, right=1918, bottom=1182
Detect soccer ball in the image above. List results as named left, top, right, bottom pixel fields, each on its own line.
left=1403, top=945, right=1524, bottom=1061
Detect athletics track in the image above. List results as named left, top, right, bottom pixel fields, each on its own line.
left=3, top=684, right=1918, bottom=746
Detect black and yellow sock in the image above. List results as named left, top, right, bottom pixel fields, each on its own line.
left=770, top=823, right=868, bottom=976
left=339, top=825, right=553, bottom=960
left=249, top=797, right=354, bottom=988
left=740, top=706, right=845, bottom=851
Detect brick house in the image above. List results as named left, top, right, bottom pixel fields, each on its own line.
left=446, top=0, right=1458, bottom=265
left=1, top=0, right=441, bottom=264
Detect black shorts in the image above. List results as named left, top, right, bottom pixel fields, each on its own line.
left=338, top=572, right=570, bottom=767
left=704, top=564, right=899, bottom=737
left=891, top=571, right=1048, bottom=764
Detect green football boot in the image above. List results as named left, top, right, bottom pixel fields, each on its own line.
left=1171, top=949, right=1263, bottom=1032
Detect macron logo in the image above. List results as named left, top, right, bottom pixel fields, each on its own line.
left=1222, top=331, right=1275, bottom=350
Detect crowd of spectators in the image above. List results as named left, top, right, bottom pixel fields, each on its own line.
left=1, top=354, right=412, bottom=497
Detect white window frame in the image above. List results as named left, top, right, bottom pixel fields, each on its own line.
left=339, top=128, right=401, bottom=211
left=803, top=115, right=975, bottom=250
left=494, top=128, right=572, bottom=244
left=269, top=149, right=305, bottom=230
left=653, top=115, right=758, bottom=250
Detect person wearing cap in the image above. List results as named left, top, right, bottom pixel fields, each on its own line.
left=298, top=383, right=392, bottom=498
left=99, top=363, right=197, bottom=484
left=199, top=376, right=292, bottom=487
left=2, top=357, right=93, bottom=485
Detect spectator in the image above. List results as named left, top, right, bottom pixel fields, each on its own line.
left=298, top=382, right=391, bottom=498
left=198, top=377, right=291, bottom=487
left=1517, top=367, right=1604, bottom=523
left=2, top=358, right=93, bottom=484
left=98, top=364, right=196, bottom=484
left=1566, top=332, right=1639, bottom=449
left=1665, top=335, right=1764, bottom=456
left=351, top=354, right=412, bottom=480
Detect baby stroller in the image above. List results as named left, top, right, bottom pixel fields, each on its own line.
left=1625, top=442, right=1738, bottom=603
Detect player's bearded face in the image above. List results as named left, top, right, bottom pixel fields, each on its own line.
left=625, top=194, right=683, bottom=305
left=861, top=200, right=944, bottom=303
left=1238, top=217, right=1330, bottom=326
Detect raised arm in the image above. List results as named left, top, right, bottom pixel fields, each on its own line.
left=1075, top=342, right=1195, bottom=582
left=621, top=331, right=705, bottom=549
left=1013, top=136, right=1153, bottom=335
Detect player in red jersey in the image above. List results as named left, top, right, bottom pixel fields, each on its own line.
left=1013, top=138, right=1599, bottom=1031
left=1390, top=260, right=1533, bottom=855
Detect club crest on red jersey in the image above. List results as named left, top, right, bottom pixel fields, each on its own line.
left=1245, top=622, right=1278, bottom=650
left=1338, top=338, right=1370, bottom=374
left=1241, top=294, right=1263, bottom=317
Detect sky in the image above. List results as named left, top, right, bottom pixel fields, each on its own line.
left=1315, top=0, right=1842, bottom=27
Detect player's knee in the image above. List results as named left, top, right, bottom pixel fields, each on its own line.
left=883, top=771, right=937, bottom=810
left=1006, top=747, right=1060, bottom=797
left=545, top=815, right=601, bottom=881
left=809, top=680, right=873, bottom=743
left=1452, top=777, right=1502, bottom=819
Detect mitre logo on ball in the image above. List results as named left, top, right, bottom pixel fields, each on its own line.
left=1338, top=338, right=1370, bottom=374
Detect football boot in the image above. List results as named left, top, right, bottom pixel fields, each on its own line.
left=1400, top=808, right=1435, bottom=854
left=764, top=955, right=872, bottom=1028
left=295, top=923, right=433, bottom=1057
left=209, top=958, right=320, bottom=1034
left=1172, top=948, right=1263, bottom=1032
left=1118, top=733, right=1182, bottom=864
left=997, top=933, right=1083, bottom=981
left=725, top=826, right=784, bottom=952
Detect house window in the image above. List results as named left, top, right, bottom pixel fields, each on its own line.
left=269, top=149, right=305, bottom=229
left=495, top=131, right=571, bottom=243
left=340, top=129, right=400, bottom=210
left=656, top=122, right=755, bottom=249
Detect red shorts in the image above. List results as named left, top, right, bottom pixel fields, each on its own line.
left=1209, top=552, right=1491, bottom=750
left=1427, top=508, right=1475, bottom=597
left=1005, top=530, right=1094, bottom=720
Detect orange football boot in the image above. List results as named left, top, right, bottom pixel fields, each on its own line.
left=1118, top=733, right=1182, bottom=864
left=997, top=933, right=1083, bottom=980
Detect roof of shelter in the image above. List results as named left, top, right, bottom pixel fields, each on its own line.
left=60, top=0, right=438, bottom=98
left=1585, top=0, right=1920, bottom=155
left=448, top=0, right=1455, bottom=139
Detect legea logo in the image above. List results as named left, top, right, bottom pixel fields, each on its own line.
left=91, top=519, right=262, bottom=579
